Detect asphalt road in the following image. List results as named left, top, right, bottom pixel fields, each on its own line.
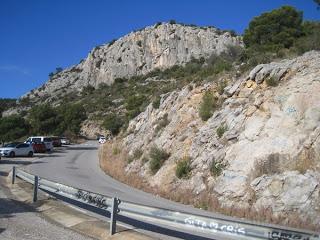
left=24, top=142, right=213, bottom=214
left=19, top=141, right=233, bottom=239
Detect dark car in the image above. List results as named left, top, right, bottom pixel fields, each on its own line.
left=31, top=142, right=47, bottom=153
left=51, top=137, right=62, bottom=147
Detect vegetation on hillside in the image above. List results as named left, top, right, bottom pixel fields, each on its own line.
left=242, top=6, right=320, bottom=67
left=0, top=98, right=16, bottom=115
left=0, top=115, right=29, bottom=142
left=0, top=103, right=86, bottom=142
left=3, top=6, right=320, bottom=142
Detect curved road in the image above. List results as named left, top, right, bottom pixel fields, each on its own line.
left=23, top=141, right=235, bottom=239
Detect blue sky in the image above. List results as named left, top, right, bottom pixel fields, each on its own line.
left=0, top=0, right=319, bottom=98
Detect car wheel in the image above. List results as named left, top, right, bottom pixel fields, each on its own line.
left=28, top=151, right=33, bottom=157
left=9, top=151, right=15, bottom=158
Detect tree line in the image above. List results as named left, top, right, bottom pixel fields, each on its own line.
left=0, top=103, right=86, bottom=142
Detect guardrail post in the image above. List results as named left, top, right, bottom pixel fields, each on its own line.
left=12, top=166, right=16, bottom=184
left=33, top=176, right=39, bottom=202
left=110, top=197, right=121, bottom=235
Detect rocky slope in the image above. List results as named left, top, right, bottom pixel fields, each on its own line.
left=23, top=23, right=242, bottom=102
left=121, top=51, right=320, bottom=225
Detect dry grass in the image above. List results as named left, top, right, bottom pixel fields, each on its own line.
left=99, top=139, right=154, bottom=192
left=99, top=140, right=319, bottom=231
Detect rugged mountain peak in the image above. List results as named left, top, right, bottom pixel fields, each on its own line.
left=25, top=23, right=242, bottom=101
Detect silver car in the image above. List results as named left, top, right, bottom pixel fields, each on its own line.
left=0, top=142, right=34, bottom=157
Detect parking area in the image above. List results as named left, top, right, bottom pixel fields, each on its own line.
left=0, top=156, right=40, bottom=176
left=0, top=147, right=68, bottom=176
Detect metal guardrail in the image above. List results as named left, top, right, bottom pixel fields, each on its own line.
left=12, top=167, right=320, bottom=240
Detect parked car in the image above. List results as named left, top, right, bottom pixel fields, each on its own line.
left=98, top=136, right=106, bottom=144
left=31, top=142, right=47, bottom=153
left=25, top=136, right=54, bottom=151
left=60, top=137, right=70, bottom=145
left=0, top=142, right=34, bottom=157
left=51, top=136, right=62, bottom=147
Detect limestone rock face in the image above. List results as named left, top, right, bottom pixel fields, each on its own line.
left=124, top=51, right=320, bottom=223
left=23, top=23, right=242, bottom=102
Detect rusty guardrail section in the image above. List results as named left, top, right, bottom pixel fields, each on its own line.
left=13, top=167, right=320, bottom=240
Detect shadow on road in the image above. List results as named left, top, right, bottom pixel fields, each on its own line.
left=45, top=190, right=215, bottom=240
left=0, top=171, right=8, bottom=177
left=0, top=160, right=46, bottom=165
left=67, top=147, right=98, bottom=151
left=0, top=198, right=36, bottom=219
left=36, top=154, right=63, bottom=159
left=0, top=228, right=5, bottom=234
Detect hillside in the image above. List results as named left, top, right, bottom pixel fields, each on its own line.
left=2, top=6, right=320, bottom=231
left=21, top=23, right=242, bottom=105
left=100, top=51, right=320, bottom=230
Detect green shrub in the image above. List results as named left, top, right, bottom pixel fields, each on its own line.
left=292, top=21, right=320, bottom=54
left=243, top=6, right=303, bottom=49
left=133, top=149, right=143, bottom=159
left=19, top=96, right=31, bottom=107
left=125, top=94, right=147, bottom=120
left=176, top=157, right=192, bottom=179
left=102, top=113, right=124, bottom=135
left=152, top=96, right=161, bottom=109
left=199, top=91, right=217, bottom=121
left=265, top=77, right=279, bottom=87
left=127, top=149, right=143, bottom=163
left=56, top=103, right=87, bottom=135
left=142, top=156, right=149, bottom=164
left=0, top=98, right=16, bottom=114
left=127, top=156, right=134, bottom=163
left=28, top=104, right=59, bottom=135
left=0, top=115, right=30, bottom=142
left=154, top=113, right=170, bottom=134
left=210, top=162, right=223, bottom=177
left=149, top=146, right=170, bottom=174
left=137, top=40, right=142, bottom=47
left=217, top=80, right=227, bottom=95
left=216, top=124, right=228, bottom=138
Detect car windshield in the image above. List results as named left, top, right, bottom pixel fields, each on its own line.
left=32, top=138, right=42, bottom=143
left=3, top=142, right=20, bottom=148
left=44, top=138, right=52, bottom=142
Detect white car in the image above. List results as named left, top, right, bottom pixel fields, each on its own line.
left=60, top=137, right=70, bottom=145
left=98, top=136, right=106, bottom=144
left=25, top=136, right=54, bottom=151
left=0, top=142, right=34, bottom=157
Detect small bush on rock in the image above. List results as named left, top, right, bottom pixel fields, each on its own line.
left=149, top=146, right=170, bottom=174
left=103, top=113, right=124, bottom=135
left=199, top=91, right=217, bottom=121
left=155, top=113, right=170, bottom=134
left=266, top=77, right=278, bottom=87
left=216, top=124, right=228, bottom=138
left=210, top=162, right=223, bottom=177
left=176, top=157, right=192, bottom=179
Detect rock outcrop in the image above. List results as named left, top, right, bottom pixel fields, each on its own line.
left=123, top=51, right=320, bottom=224
left=24, top=23, right=242, bottom=102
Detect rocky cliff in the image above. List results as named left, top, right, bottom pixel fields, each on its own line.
left=119, top=51, right=320, bottom=226
left=24, top=23, right=242, bottom=102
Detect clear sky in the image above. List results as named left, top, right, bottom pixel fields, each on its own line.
left=0, top=0, right=319, bottom=98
